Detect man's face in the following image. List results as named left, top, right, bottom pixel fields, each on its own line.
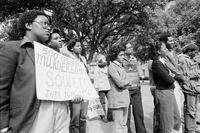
left=160, top=43, right=168, bottom=57
left=73, top=42, right=82, bottom=54
left=125, top=43, right=133, bottom=55
left=30, top=15, right=51, bottom=42
left=116, top=51, right=125, bottom=64
left=188, top=50, right=198, bottom=59
left=167, top=37, right=175, bottom=45
left=98, top=56, right=107, bottom=66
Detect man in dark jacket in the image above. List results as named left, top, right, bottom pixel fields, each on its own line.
left=0, top=10, right=51, bottom=133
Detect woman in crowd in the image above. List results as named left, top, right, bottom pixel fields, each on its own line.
left=48, top=28, right=63, bottom=52
left=35, top=28, right=82, bottom=133
left=107, top=44, right=132, bottom=133
left=67, top=39, right=89, bottom=133
left=151, top=42, right=181, bottom=133
left=93, top=54, right=111, bottom=122
left=159, top=35, right=185, bottom=133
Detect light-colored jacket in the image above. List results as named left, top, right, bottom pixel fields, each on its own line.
left=178, top=54, right=200, bottom=94
left=107, top=61, right=130, bottom=108
left=93, top=66, right=111, bottom=91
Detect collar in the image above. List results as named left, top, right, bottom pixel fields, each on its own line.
left=159, top=57, right=165, bottom=64
left=124, top=55, right=137, bottom=62
left=71, top=53, right=80, bottom=60
left=178, top=53, right=190, bottom=59
left=123, top=56, right=129, bottom=62
left=20, top=36, right=33, bottom=47
left=113, top=60, right=123, bottom=67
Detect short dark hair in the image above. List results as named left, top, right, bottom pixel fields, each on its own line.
left=47, top=28, right=61, bottom=43
left=18, top=10, right=48, bottom=37
left=159, top=32, right=170, bottom=44
left=149, top=42, right=162, bottom=60
left=159, top=32, right=173, bottom=51
left=67, top=39, right=81, bottom=52
left=51, top=28, right=61, bottom=35
left=108, top=44, right=126, bottom=62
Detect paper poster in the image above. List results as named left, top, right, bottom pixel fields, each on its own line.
left=34, top=41, right=98, bottom=101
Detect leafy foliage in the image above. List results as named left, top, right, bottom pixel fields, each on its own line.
left=1, top=0, right=160, bottom=62
left=152, top=0, right=200, bottom=46
left=51, top=0, right=160, bottom=61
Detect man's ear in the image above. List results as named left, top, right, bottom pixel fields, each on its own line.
left=25, top=23, right=32, bottom=30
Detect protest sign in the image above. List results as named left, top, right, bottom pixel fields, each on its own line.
left=34, top=41, right=98, bottom=101
left=87, top=98, right=105, bottom=119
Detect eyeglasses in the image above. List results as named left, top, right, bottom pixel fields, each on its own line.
left=33, top=21, right=51, bottom=29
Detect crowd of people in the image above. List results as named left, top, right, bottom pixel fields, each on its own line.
left=148, top=34, right=200, bottom=133
left=1, top=9, right=200, bottom=133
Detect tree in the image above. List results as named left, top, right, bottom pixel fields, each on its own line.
left=0, top=0, right=53, bottom=21
left=51, top=0, right=159, bottom=62
left=170, top=0, right=200, bottom=44
left=1, top=0, right=162, bottom=62
left=151, top=0, right=200, bottom=46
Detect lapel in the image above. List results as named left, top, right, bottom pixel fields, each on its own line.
left=26, top=47, right=35, bottom=65
left=20, top=37, right=35, bottom=65
left=113, top=60, right=123, bottom=68
left=161, top=61, right=170, bottom=74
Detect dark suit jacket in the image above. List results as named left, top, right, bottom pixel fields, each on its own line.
left=152, top=60, right=175, bottom=90
left=0, top=38, right=40, bottom=133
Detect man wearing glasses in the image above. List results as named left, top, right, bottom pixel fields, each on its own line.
left=0, top=10, right=70, bottom=133
left=123, top=43, right=146, bottom=133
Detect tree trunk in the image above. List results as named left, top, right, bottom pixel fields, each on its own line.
left=81, top=42, right=86, bottom=58
left=88, top=48, right=95, bottom=63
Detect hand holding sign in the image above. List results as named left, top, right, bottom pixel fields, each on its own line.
left=72, top=95, right=83, bottom=103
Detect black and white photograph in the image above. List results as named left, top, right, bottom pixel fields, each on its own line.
left=1, top=0, right=200, bottom=133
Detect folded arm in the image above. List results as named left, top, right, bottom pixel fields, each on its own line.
left=108, top=65, right=131, bottom=89
left=152, top=60, right=174, bottom=85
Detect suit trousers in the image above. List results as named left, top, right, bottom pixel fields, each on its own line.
left=69, top=101, right=88, bottom=133
left=184, top=94, right=198, bottom=133
left=29, top=101, right=70, bottom=133
left=112, top=107, right=129, bottom=133
left=99, top=91, right=109, bottom=116
left=127, top=88, right=146, bottom=133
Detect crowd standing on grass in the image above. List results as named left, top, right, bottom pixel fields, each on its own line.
left=2, top=9, right=200, bottom=133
